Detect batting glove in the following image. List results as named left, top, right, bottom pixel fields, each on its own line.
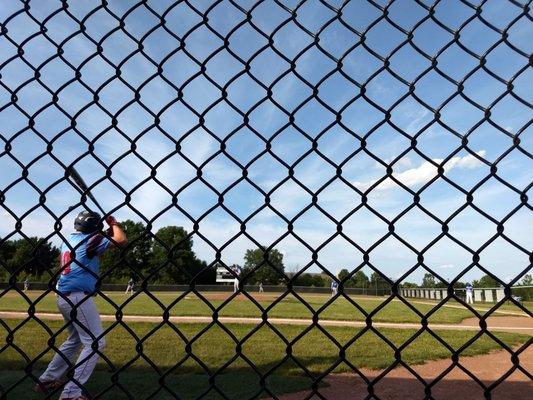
left=105, top=215, right=119, bottom=226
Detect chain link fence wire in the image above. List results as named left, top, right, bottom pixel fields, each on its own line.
left=1, top=0, right=532, bottom=399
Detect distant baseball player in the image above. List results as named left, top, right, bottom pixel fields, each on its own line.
left=232, top=265, right=241, bottom=294
left=34, top=210, right=127, bottom=400
left=465, top=282, right=474, bottom=304
left=125, top=278, right=135, bottom=295
left=23, top=277, right=30, bottom=292
left=331, top=280, right=339, bottom=297
left=258, top=281, right=264, bottom=293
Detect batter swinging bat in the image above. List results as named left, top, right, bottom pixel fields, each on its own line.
left=67, top=166, right=106, bottom=215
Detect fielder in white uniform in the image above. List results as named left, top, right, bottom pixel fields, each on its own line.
left=233, top=265, right=241, bottom=294
left=125, top=278, right=135, bottom=295
left=465, top=283, right=474, bottom=304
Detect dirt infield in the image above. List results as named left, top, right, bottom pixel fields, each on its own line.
left=461, top=316, right=533, bottom=331
left=282, top=346, right=533, bottom=400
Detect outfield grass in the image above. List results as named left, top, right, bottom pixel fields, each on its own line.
left=2, top=290, right=526, bottom=325
left=0, top=318, right=528, bottom=399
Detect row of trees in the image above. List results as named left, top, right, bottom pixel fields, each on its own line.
left=0, top=221, right=214, bottom=284
left=99, top=221, right=214, bottom=283
left=0, top=238, right=60, bottom=280
left=1, top=227, right=531, bottom=289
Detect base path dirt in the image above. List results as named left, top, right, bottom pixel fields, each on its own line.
left=281, top=346, right=533, bottom=400
left=461, top=315, right=533, bottom=328
left=1, top=312, right=532, bottom=335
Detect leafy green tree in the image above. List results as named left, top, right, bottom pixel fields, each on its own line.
left=422, top=273, right=437, bottom=288
left=243, top=247, right=285, bottom=285
left=370, top=271, right=391, bottom=292
left=338, top=269, right=350, bottom=282
left=521, top=274, right=532, bottom=286
left=401, top=282, right=419, bottom=288
left=0, top=240, right=16, bottom=280
left=150, top=226, right=196, bottom=284
left=194, top=260, right=216, bottom=284
left=1, top=238, right=59, bottom=278
left=100, top=220, right=153, bottom=281
left=336, top=269, right=369, bottom=288
left=311, top=274, right=326, bottom=287
left=351, top=270, right=370, bottom=288
left=0, top=240, right=16, bottom=262
left=293, top=273, right=315, bottom=286
left=473, top=274, right=500, bottom=288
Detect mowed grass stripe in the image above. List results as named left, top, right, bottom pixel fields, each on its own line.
left=3, top=291, right=526, bottom=324
left=1, top=319, right=527, bottom=372
left=1, top=319, right=528, bottom=399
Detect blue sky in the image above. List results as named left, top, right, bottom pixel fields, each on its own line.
left=0, top=0, right=531, bottom=285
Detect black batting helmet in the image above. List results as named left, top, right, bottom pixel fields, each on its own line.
left=74, top=210, right=102, bottom=233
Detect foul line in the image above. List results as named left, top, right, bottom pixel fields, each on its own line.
left=1, top=311, right=531, bottom=334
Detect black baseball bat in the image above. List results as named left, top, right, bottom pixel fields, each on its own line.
left=67, top=166, right=106, bottom=215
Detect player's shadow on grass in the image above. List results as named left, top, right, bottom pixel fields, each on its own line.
left=0, top=367, right=317, bottom=400
left=3, top=367, right=531, bottom=400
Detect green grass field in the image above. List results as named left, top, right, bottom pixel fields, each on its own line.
left=1, top=291, right=528, bottom=325
left=1, top=318, right=528, bottom=399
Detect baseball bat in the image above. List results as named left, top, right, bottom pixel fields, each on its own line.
left=67, top=166, right=106, bottom=215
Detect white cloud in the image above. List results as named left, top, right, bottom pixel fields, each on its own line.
left=354, top=150, right=487, bottom=191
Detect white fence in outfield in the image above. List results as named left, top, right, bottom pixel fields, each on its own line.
left=6, top=282, right=531, bottom=301
left=400, top=286, right=533, bottom=303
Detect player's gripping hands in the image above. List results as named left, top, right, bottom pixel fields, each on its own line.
left=105, top=215, right=127, bottom=247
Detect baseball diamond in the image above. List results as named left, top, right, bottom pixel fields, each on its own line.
left=0, top=1, right=532, bottom=400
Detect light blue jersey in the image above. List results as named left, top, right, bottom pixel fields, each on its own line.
left=57, top=232, right=111, bottom=293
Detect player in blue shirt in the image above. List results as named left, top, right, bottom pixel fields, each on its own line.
left=331, top=280, right=339, bottom=297
left=34, top=210, right=127, bottom=400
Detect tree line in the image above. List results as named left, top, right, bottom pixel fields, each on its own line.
left=1, top=226, right=531, bottom=290
left=0, top=221, right=213, bottom=284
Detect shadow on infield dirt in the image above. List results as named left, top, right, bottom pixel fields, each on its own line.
left=281, top=374, right=533, bottom=400
left=282, top=345, right=533, bottom=400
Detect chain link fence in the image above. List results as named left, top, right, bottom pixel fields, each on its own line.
left=1, top=0, right=532, bottom=399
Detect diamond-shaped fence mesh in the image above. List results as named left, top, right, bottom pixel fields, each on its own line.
left=0, top=0, right=532, bottom=399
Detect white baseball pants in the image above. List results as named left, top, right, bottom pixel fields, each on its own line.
left=40, top=292, right=105, bottom=399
